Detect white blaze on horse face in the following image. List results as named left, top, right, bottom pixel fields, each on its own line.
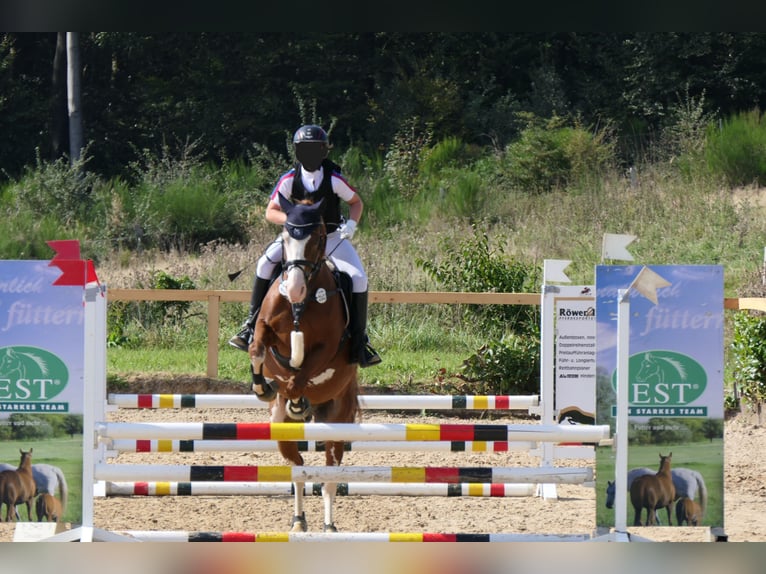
left=283, top=231, right=309, bottom=304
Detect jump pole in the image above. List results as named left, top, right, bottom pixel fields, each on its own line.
left=108, top=439, right=537, bottom=453
left=108, top=393, right=539, bottom=411
left=105, top=481, right=537, bottom=497
left=117, top=530, right=592, bottom=542
left=96, top=421, right=611, bottom=443
left=94, top=463, right=594, bottom=485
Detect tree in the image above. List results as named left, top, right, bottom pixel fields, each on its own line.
left=66, top=32, right=83, bottom=164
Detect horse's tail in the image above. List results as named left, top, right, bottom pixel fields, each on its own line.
left=696, top=471, right=708, bottom=517
left=52, top=466, right=68, bottom=515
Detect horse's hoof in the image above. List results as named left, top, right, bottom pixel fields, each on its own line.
left=287, top=397, right=313, bottom=420
left=323, top=523, right=337, bottom=532
left=290, top=513, right=307, bottom=532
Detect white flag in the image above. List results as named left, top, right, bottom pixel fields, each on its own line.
left=630, top=266, right=671, bottom=305
left=602, top=233, right=636, bottom=261
left=544, top=259, right=572, bottom=284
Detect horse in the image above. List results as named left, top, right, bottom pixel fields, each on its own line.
left=249, top=195, right=360, bottom=533
left=0, top=462, right=68, bottom=519
left=0, top=449, right=37, bottom=521
left=629, top=452, right=676, bottom=526
left=35, top=493, right=62, bottom=522
left=675, top=496, right=704, bottom=526
left=606, top=466, right=707, bottom=524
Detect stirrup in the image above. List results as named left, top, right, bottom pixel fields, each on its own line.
left=228, top=324, right=253, bottom=351
left=360, top=343, right=381, bottom=368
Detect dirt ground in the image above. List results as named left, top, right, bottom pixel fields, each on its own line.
left=1, top=377, right=765, bottom=543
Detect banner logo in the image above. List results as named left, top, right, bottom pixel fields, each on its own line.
left=0, top=346, right=69, bottom=401
left=611, top=349, right=707, bottom=416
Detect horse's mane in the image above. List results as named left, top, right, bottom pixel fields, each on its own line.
left=20, top=351, right=49, bottom=374
left=645, top=353, right=687, bottom=380
left=659, top=355, right=686, bottom=380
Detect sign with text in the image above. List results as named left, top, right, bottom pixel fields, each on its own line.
left=0, top=260, right=85, bottom=524
left=554, top=286, right=596, bottom=425
left=594, top=265, right=724, bottom=530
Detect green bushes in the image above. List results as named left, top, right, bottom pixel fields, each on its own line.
left=503, top=114, right=616, bottom=193
left=705, top=108, right=766, bottom=187
left=730, top=311, right=766, bottom=423
left=107, top=270, right=196, bottom=349
left=417, top=228, right=540, bottom=394
left=460, top=335, right=541, bottom=395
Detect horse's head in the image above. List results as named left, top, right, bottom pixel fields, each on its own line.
left=635, top=353, right=659, bottom=383
left=0, top=348, right=15, bottom=368
left=658, top=452, right=672, bottom=472
left=278, top=194, right=327, bottom=305
left=18, top=448, right=32, bottom=469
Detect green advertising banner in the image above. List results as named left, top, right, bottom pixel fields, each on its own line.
left=595, top=265, right=724, bottom=531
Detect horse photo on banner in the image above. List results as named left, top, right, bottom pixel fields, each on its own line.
left=0, top=257, right=88, bottom=525
left=594, top=265, right=724, bottom=531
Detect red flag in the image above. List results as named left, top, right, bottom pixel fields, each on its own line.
left=46, top=239, right=81, bottom=261
left=86, top=259, right=101, bottom=286
left=50, top=259, right=87, bottom=286
left=46, top=239, right=100, bottom=288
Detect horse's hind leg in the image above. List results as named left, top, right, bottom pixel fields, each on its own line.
left=321, top=441, right=346, bottom=532
left=291, top=483, right=308, bottom=532
left=272, top=399, right=308, bottom=532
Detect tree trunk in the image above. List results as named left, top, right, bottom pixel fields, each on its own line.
left=51, top=32, right=68, bottom=159
left=66, top=32, right=83, bottom=164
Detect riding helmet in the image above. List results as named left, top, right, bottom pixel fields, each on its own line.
left=293, top=124, right=329, bottom=171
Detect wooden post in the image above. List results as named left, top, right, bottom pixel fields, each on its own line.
left=207, top=294, right=220, bottom=378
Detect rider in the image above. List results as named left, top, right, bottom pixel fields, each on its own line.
left=229, top=124, right=381, bottom=368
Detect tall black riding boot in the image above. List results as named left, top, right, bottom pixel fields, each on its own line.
left=229, top=276, right=271, bottom=351
left=349, top=291, right=381, bottom=367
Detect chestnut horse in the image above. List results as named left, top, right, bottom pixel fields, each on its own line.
left=676, top=496, right=703, bottom=526
left=35, top=492, right=62, bottom=522
left=0, top=449, right=36, bottom=521
left=629, top=452, right=676, bottom=526
left=249, top=195, right=359, bottom=532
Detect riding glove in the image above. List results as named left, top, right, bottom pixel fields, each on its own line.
left=339, top=219, right=357, bottom=240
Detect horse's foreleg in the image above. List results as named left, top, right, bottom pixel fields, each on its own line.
left=249, top=354, right=277, bottom=401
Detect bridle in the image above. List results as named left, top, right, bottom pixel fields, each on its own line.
left=280, top=222, right=329, bottom=330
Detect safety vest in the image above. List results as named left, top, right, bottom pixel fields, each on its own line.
left=289, top=159, right=343, bottom=233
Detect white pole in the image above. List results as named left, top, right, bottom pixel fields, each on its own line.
left=614, top=289, right=631, bottom=534
left=538, top=280, right=557, bottom=499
